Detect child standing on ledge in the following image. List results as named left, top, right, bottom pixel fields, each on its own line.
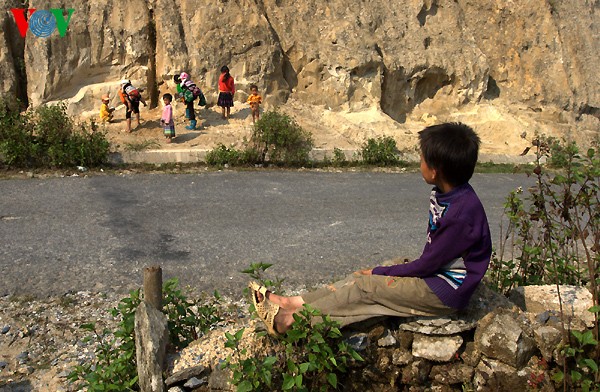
left=218, top=65, right=235, bottom=119
left=119, top=79, right=147, bottom=133
left=246, top=84, right=262, bottom=123
left=160, top=93, right=175, bottom=143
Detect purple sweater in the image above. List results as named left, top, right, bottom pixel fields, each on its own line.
left=372, top=183, right=492, bottom=309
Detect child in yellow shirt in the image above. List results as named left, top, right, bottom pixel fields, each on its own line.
left=99, top=94, right=115, bottom=123
left=246, top=84, right=262, bottom=123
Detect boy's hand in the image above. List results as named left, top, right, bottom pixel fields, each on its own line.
left=355, top=269, right=373, bottom=276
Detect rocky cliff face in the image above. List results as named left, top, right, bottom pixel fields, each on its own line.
left=1, top=0, right=598, bottom=151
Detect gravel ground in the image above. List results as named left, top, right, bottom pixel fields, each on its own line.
left=0, top=291, right=122, bottom=391
left=0, top=290, right=252, bottom=392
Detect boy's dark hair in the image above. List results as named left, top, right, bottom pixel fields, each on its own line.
left=163, top=93, right=173, bottom=101
left=418, top=122, right=480, bottom=186
left=249, top=84, right=257, bottom=91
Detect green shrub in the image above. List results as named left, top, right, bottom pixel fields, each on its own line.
left=486, top=136, right=599, bottom=295
left=205, top=112, right=314, bottom=167
left=240, top=146, right=263, bottom=166
left=242, top=262, right=286, bottom=295
left=229, top=263, right=363, bottom=391
left=250, top=110, right=314, bottom=166
left=279, top=305, right=363, bottom=391
left=553, top=328, right=599, bottom=391
left=224, top=305, right=362, bottom=392
left=0, top=98, right=35, bottom=167
left=68, top=278, right=222, bottom=391
left=69, top=121, right=111, bottom=167
left=163, top=279, right=222, bottom=349
left=68, top=289, right=141, bottom=391
left=486, top=135, right=599, bottom=391
left=0, top=99, right=110, bottom=168
left=360, top=136, right=400, bottom=166
left=332, top=148, right=348, bottom=167
left=206, top=143, right=242, bottom=166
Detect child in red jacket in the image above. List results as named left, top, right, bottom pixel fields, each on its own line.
left=217, top=65, right=235, bottom=119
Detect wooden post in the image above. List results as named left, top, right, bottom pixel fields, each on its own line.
left=144, top=265, right=162, bottom=310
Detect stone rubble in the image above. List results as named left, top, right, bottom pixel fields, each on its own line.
left=0, top=283, right=595, bottom=391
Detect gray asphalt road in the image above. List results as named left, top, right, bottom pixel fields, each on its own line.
left=0, top=171, right=533, bottom=298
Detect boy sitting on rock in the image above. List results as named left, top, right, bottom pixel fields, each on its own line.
left=249, top=122, right=492, bottom=335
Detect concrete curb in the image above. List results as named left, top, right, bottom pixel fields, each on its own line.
left=109, top=149, right=537, bottom=165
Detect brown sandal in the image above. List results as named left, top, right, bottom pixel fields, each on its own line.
left=248, top=281, right=269, bottom=303
left=248, top=281, right=280, bottom=336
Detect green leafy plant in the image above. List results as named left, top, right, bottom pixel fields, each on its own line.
left=359, top=136, right=400, bottom=166
left=332, top=148, right=348, bottom=167
left=224, top=328, right=278, bottom=392
left=67, top=288, right=141, bottom=391
left=279, top=304, right=363, bottom=391
left=224, top=306, right=363, bottom=392
left=486, top=135, right=599, bottom=391
left=69, top=121, right=111, bottom=167
left=553, top=315, right=600, bottom=392
left=68, top=279, right=222, bottom=391
left=0, top=99, right=35, bottom=167
left=163, top=279, right=223, bottom=349
left=487, top=136, right=599, bottom=303
left=0, top=98, right=110, bottom=168
left=206, top=143, right=242, bottom=167
left=250, top=110, right=314, bottom=166
left=241, top=262, right=285, bottom=295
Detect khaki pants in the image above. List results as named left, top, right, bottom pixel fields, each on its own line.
left=301, top=273, right=455, bottom=328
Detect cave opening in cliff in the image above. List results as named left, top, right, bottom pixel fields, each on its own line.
left=484, top=76, right=500, bottom=100
left=413, top=69, right=452, bottom=106
left=380, top=67, right=409, bottom=123
left=381, top=67, right=452, bottom=124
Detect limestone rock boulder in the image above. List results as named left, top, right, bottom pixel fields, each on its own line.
left=1, top=0, right=598, bottom=150
left=412, top=334, right=463, bottom=362
left=509, top=285, right=595, bottom=329
left=153, top=0, right=282, bottom=105
left=473, top=358, right=530, bottom=391
left=24, top=0, right=152, bottom=109
left=429, top=363, right=474, bottom=386
left=474, top=308, right=537, bottom=368
left=0, top=0, right=28, bottom=105
left=533, top=325, right=562, bottom=362
left=400, top=282, right=515, bottom=336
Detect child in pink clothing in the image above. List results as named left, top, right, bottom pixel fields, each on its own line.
left=160, top=93, right=175, bottom=143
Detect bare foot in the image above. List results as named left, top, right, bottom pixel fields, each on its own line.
left=266, top=292, right=305, bottom=311
left=273, top=306, right=295, bottom=334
